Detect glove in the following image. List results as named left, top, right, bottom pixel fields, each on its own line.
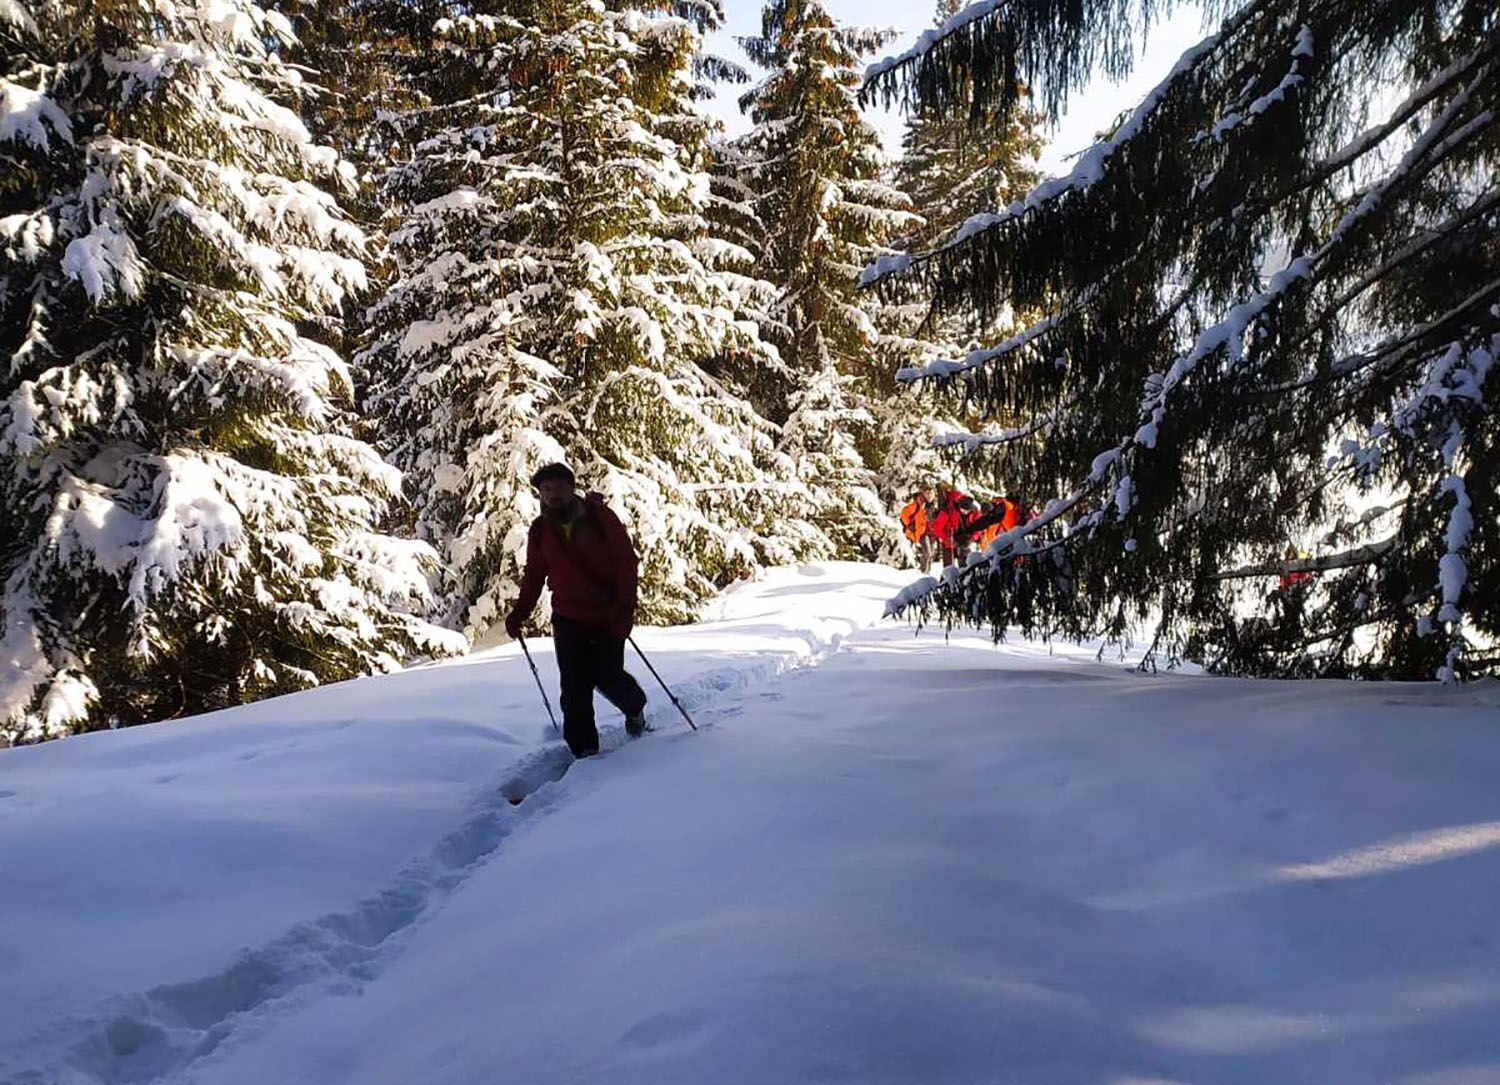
left=504, top=612, right=523, bottom=640
left=609, top=608, right=634, bottom=641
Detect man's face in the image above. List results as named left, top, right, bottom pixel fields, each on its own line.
left=538, top=477, right=577, bottom=517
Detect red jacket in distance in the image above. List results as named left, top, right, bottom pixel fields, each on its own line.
left=928, top=490, right=968, bottom=546
left=513, top=493, right=639, bottom=637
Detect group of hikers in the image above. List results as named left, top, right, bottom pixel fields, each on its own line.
left=505, top=464, right=1324, bottom=761
left=505, top=466, right=1047, bottom=759
left=898, top=485, right=1034, bottom=569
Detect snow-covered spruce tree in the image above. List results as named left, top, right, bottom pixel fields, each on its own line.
left=865, top=0, right=1498, bottom=680
left=264, top=1, right=423, bottom=198
left=0, top=1, right=463, bottom=743
left=893, top=0, right=1045, bottom=256
left=735, top=0, right=926, bottom=558
left=874, top=10, right=1050, bottom=516
left=364, top=2, right=821, bottom=640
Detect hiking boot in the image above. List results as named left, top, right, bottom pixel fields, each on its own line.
left=625, top=712, right=649, bottom=738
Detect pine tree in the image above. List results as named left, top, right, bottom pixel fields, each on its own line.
left=0, top=0, right=462, bottom=743
left=265, top=1, right=428, bottom=198
left=893, top=0, right=1045, bottom=256
left=864, top=0, right=1498, bottom=679
left=365, top=1, right=821, bottom=640
left=735, top=0, right=926, bottom=559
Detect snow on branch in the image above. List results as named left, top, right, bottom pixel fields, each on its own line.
left=1206, top=538, right=1397, bottom=581
left=0, top=80, right=73, bottom=150
left=932, top=395, right=1078, bottom=453
left=1141, top=67, right=1492, bottom=445
left=1200, top=24, right=1312, bottom=143
left=896, top=312, right=1062, bottom=382
left=862, top=0, right=1010, bottom=85
left=860, top=25, right=1226, bottom=290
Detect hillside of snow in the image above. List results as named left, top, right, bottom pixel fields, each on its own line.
left=3, top=563, right=1499, bottom=1085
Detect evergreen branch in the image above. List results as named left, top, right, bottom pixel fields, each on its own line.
left=932, top=393, right=1078, bottom=451
left=864, top=19, right=1499, bottom=296
left=1251, top=274, right=1500, bottom=395
left=1205, top=538, right=1397, bottom=581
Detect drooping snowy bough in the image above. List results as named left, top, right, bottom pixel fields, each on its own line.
left=864, top=0, right=1498, bottom=679
left=0, top=1, right=463, bottom=742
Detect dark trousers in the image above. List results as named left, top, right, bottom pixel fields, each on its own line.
left=552, top=615, right=647, bottom=757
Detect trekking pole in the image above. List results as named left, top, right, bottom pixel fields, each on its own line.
left=628, top=635, right=697, bottom=731
left=517, top=633, right=561, bottom=735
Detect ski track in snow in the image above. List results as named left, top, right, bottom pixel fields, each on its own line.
left=8, top=742, right=575, bottom=1085
left=0, top=602, right=865, bottom=1085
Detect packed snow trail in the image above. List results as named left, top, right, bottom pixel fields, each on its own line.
left=169, top=628, right=1499, bottom=1085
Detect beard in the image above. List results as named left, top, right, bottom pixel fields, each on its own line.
left=541, top=494, right=578, bottom=520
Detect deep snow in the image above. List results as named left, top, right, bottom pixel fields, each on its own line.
left=3, top=563, right=1499, bottom=1085
left=0, top=563, right=901, bottom=1082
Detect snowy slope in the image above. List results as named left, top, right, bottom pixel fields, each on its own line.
left=0, top=563, right=908, bottom=1082
left=4, top=563, right=1500, bottom=1085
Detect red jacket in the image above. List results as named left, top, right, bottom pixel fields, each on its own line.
left=513, top=493, right=639, bottom=636
left=928, top=490, right=968, bottom=546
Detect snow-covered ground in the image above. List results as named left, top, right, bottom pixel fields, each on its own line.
left=3, top=563, right=1498, bottom=1085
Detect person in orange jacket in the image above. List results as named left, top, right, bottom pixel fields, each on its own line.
left=899, top=486, right=935, bottom=569
left=977, top=496, right=1005, bottom=549
left=977, top=494, right=1031, bottom=551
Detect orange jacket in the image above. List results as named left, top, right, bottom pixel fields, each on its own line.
left=976, top=499, right=1017, bottom=548
left=899, top=497, right=929, bottom=542
left=979, top=516, right=1001, bottom=548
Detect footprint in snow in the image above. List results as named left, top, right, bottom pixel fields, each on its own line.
left=619, top=1009, right=706, bottom=1048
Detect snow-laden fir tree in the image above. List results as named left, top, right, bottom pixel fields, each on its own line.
left=893, top=0, right=1045, bottom=256
left=873, top=5, right=1050, bottom=518
left=0, top=0, right=463, bottom=743
left=263, top=1, right=422, bottom=198
left=734, top=0, right=926, bottom=558
left=866, top=0, right=1498, bottom=679
left=364, top=1, right=825, bottom=640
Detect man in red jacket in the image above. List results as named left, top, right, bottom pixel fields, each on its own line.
left=505, top=463, right=648, bottom=757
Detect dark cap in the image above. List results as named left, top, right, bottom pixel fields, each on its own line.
left=530, top=463, right=576, bottom=488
